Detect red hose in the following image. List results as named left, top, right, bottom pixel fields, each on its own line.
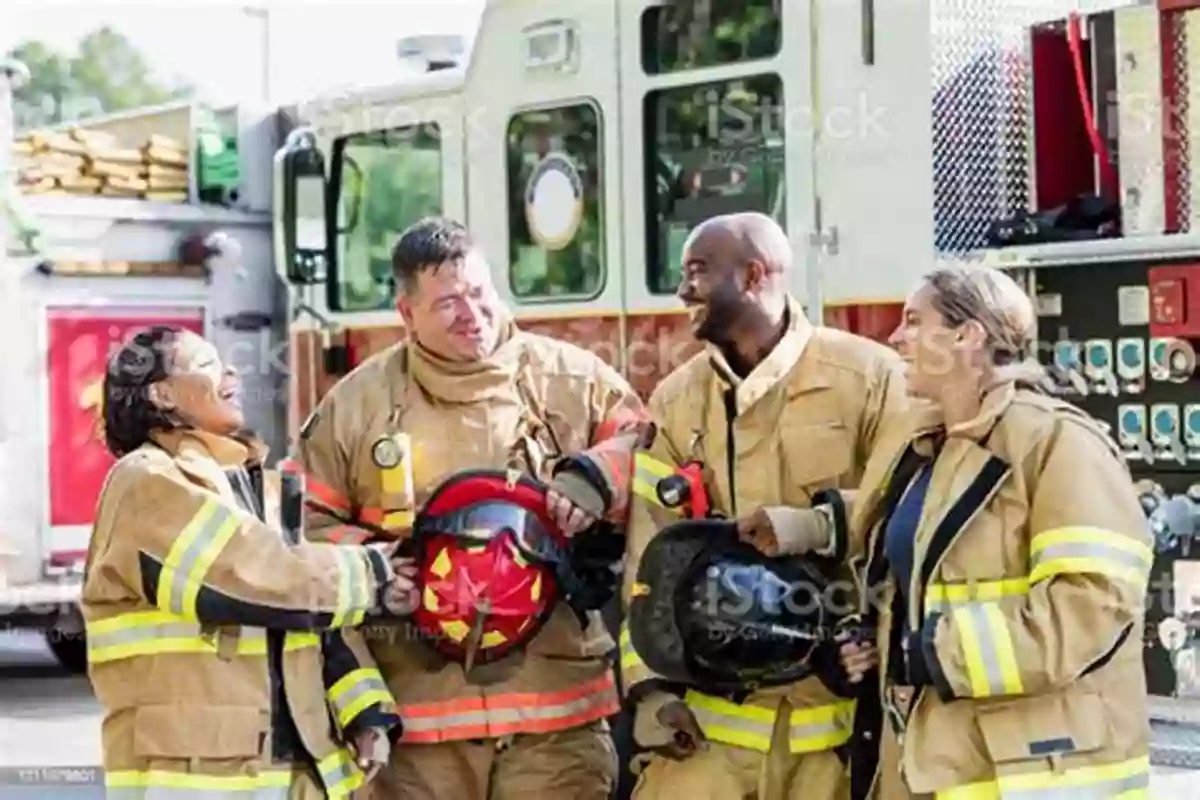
left=1067, top=11, right=1120, bottom=197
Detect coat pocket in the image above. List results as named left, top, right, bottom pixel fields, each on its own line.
left=132, top=704, right=267, bottom=759
left=974, top=690, right=1106, bottom=765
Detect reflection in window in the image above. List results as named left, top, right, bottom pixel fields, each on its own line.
left=644, top=74, right=786, bottom=295
left=641, top=0, right=782, bottom=75
left=507, top=103, right=604, bottom=300
left=331, top=125, right=442, bottom=312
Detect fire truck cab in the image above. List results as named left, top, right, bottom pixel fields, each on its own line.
left=274, top=0, right=1200, bottom=768
left=274, top=0, right=933, bottom=425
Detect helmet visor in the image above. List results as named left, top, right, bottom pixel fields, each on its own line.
left=423, top=501, right=564, bottom=564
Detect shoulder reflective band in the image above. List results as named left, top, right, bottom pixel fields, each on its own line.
left=684, top=690, right=855, bottom=754
left=87, top=610, right=319, bottom=664
left=104, top=769, right=291, bottom=797
left=327, top=667, right=393, bottom=729
left=157, top=498, right=241, bottom=620
left=1029, top=526, right=1152, bottom=586
left=618, top=623, right=660, bottom=687
left=317, top=749, right=364, bottom=798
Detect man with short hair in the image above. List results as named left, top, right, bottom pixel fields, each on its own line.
left=621, top=212, right=910, bottom=799
left=295, top=216, right=647, bottom=798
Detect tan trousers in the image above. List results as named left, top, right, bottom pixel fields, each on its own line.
left=362, top=720, right=618, bottom=800
left=631, top=700, right=850, bottom=800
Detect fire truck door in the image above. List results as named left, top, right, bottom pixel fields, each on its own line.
left=465, top=5, right=624, bottom=354
left=618, top=0, right=816, bottom=320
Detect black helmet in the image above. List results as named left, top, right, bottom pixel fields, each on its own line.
left=628, top=518, right=842, bottom=694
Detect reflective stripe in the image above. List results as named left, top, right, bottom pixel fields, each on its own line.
left=316, top=749, right=364, bottom=798
left=936, top=755, right=1150, bottom=798
left=1029, top=526, right=1152, bottom=586
left=105, top=769, right=291, bottom=798
left=358, top=507, right=415, bottom=530
left=331, top=547, right=371, bottom=628
left=685, top=690, right=855, bottom=754
left=86, top=611, right=318, bottom=664
left=632, top=452, right=677, bottom=510
left=328, top=667, right=393, bottom=728
left=618, top=624, right=659, bottom=686
left=951, top=602, right=1024, bottom=697
left=924, top=579, right=1030, bottom=614
left=156, top=500, right=242, bottom=620
left=398, top=673, right=620, bottom=743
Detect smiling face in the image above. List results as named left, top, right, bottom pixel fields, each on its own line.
left=888, top=282, right=974, bottom=400
left=152, top=330, right=244, bottom=435
left=676, top=227, right=759, bottom=343
left=396, top=248, right=503, bottom=362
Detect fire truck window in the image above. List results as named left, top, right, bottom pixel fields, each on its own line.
left=641, top=0, right=781, bottom=75
left=506, top=102, right=604, bottom=301
left=331, top=124, right=442, bottom=312
left=644, top=74, right=785, bottom=295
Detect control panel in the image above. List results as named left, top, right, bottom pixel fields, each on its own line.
left=1031, top=258, right=1200, bottom=697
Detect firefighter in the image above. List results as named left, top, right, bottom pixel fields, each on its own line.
left=294, top=216, right=649, bottom=799
left=621, top=212, right=910, bottom=799
left=82, top=325, right=410, bottom=798
left=839, top=266, right=1152, bottom=798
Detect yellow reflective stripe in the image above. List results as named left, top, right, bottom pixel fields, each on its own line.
left=924, top=578, right=1030, bottom=614
left=316, top=749, right=364, bottom=798
left=684, top=691, right=853, bottom=754
left=951, top=602, right=1024, bottom=697
left=105, top=768, right=291, bottom=794
left=787, top=699, right=856, bottom=754
left=632, top=452, right=678, bottom=510
left=936, top=754, right=1150, bottom=798
left=383, top=509, right=414, bottom=529
left=328, top=667, right=393, bottom=728
left=1029, top=526, right=1152, bottom=586
left=156, top=500, right=243, bottom=621
left=685, top=689, right=774, bottom=751
left=86, top=611, right=319, bottom=664
left=619, top=625, right=644, bottom=670
left=284, top=631, right=320, bottom=651
left=331, top=547, right=371, bottom=628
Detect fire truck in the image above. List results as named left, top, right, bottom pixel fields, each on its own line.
left=0, top=69, right=287, bottom=670
left=271, top=0, right=1200, bottom=770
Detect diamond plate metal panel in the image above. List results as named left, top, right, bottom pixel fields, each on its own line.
left=931, top=0, right=1139, bottom=254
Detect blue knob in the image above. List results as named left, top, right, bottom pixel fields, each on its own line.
left=1122, top=409, right=1142, bottom=433
left=1156, top=409, right=1177, bottom=434
left=1120, top=341, right=1142, bottom=367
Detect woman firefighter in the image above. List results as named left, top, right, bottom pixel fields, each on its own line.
left=839, top=266, right=1152, bottom=798
left=82, top=326, right=413, bottom=798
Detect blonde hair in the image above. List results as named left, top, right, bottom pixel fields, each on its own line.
left=921, top=265, right=1057, bottom=393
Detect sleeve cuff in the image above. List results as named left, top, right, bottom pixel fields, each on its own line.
left=907, top=612, right=955, bottom=702
left=343, top=708, right=404, bottom=740
left=812, top=489, right=849, bottom=562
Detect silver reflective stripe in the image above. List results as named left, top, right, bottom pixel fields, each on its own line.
left=105, top=787, right=289, bottom=799
left=1002, top=769, right=1149, bottom=798
left=331, top=674, right=388, bottom=719
left=318, top=758, right=356, bottom=791
left=90, top=621, right=203, bottom=650
left=1031, top=542, right=1149, bottom=571
left=690, top=707, right=773, bottom=738
left=400, top=693, right=611, bottom=734
left=332, top=547, right=371, bottom=626
left=962, top=603, right=1009, bottom=696
left=788, top=717, right=848, bottom=742
left=161, top=502, right=237, bottom=616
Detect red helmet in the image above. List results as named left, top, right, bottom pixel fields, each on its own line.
left=407, top=469, right=568, bottom=670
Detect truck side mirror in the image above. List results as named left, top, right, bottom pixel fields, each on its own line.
left=274, top=127, right=328, bottom=285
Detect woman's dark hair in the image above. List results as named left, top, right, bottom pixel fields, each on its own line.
left=103, top=325, right=182, bottom=458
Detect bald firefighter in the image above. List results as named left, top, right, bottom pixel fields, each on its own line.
left=292, top=216, right=648, bottom=799
left=621, top=213, right=910, bottom=799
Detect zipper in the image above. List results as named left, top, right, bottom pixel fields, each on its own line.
left=722, top=389, right=738, bottom=517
